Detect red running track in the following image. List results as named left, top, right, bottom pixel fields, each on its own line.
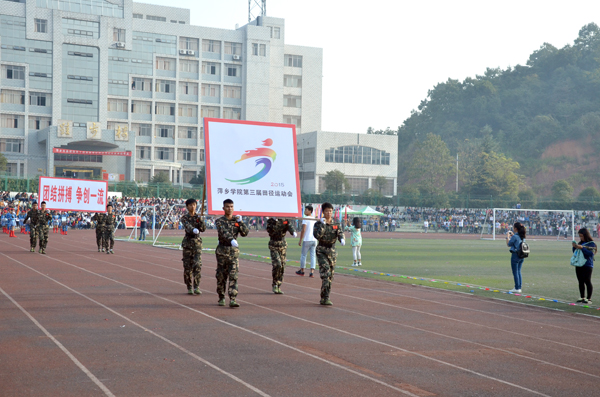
left=1, top=230, right=599, bottom=396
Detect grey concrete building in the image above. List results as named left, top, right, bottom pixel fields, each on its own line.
left=297, top=131, right=398, bottom=196
left=0, top=0, right=322, bottom=183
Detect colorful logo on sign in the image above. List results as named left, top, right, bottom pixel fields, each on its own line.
left=226, top=139, right=276, bottom=185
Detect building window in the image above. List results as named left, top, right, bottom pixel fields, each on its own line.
left=155, top=147, right=173, bottom=160
left=155, top=80, right=175, bottom=93
left=303, top=147, right=315, bottom=163
left=107, top=121, right=128, bottom=130
left=156, top=125, right=174, bottom=138
left=273, top=27, right=280, bottom=39
left=155, top=57, right=175, bottom=71
left=28, top=116, right=51, bottom=130
left=201, top=84, right=219, bottom=97
left=178, top=148, right=196, bottom=161
left=131, top=101, right=151, bottom=114
left=223, top=107, right=241, bottom=120
left=285, top=54, right=302, bottom=68
left=283, top=115, right=301, bottom=128
left=133, top=13, right=143, bottom=19
left=179, top=37, right=199, bottom=52
left=132, top=124, right=152, bottom=137
left=284, top=75, right=302, bottom=88
left=1, top=114, right=24, bottom=128
left=146, top=15, right=166, bottom=22
left=202, top=62, right=219, bottom=75
left=252, top=43, right=259, bottom=56
left=135, top=168, right=151, bottom=182
left=226, top=65, right=240, bottom=77
left=34, top=18, right=47, bottom=33
left=180, top=60, right=199, bottom=73
left=29, top=92, right=50, bottom=106
left=155, top=103, right=175, bottom=116
left=201, top=106, right=219, bottom=118
left=2, top=65, right=25, bottom=80
left=113, top=28, right=125, bottom=42
left=136, top=146, right=151, bottom=160
left=224, top=42, right=242, bottom=55
left=178, top=104, right=198, bottom=118
left=178, top=126, right=197, bottom=139
left=202, top=39, right=220, bottom=53
left=284, top=95, right=301, bottom=108
left=260, top=44, right=266, bottom=56
left=347, top=178, right=369, bottom=194
left=0, top=138, right=23, bottom=153
left=324, top=145, right=391, bottom=165
left=223, top=85, right=241, bottom=99
left=1, top=90, right=25, bottom=104
left=107, top=98, right=128, bottom=112
left=132, top=77, right=151, bottom=91
left=179, top=81, right=198, bottom=95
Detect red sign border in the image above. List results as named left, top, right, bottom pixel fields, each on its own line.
left=53, top=148, right=132, bottom=157
left=203, top=118, right=302, bottom=218
left=38, top=176, right=109, bottom=213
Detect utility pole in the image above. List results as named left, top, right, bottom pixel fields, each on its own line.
left=248, top=0, right=266, bottom=23
left=455, top=153, right=459, bottom=193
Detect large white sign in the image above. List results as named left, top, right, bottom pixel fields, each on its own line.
left=204, top=118, right=301, bottom=217
left=38, top=177, right=108, bottom=213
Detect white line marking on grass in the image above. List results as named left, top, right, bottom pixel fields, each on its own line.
left=0, top=286, right=115, bottom=397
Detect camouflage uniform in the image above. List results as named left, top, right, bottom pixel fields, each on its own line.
left=91, top=213, right=106, bottom=250
left=313, top=220, right=345, bottom=301
left=24, top=208, right=40, bottom=250
left=215, top=216, right=249, bottom=300
left=180, top=213, right=206, bottom=290
left=266, top=218, right=296, bottom=288
left=36, top=209, right=52, bottom=252
left=103, top=213, right=116, bottom=251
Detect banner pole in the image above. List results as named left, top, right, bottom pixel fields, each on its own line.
left=200, top=179, right=206, bottom=217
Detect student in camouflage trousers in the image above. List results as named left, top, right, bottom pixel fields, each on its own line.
left=24, top=202, right=39, bottom=252
left=266, top=217, right=297, bottom=294
left=313, top=202, right=345, bottom=306
left=36, top=201, right=52, bottom=254
left=180, top=198, right=206, bottom=295
left=103, top=204, right=116, bottom=254
left=91, top=212, right=106, bottom=252
left=215, top=199, right=249, bottom=308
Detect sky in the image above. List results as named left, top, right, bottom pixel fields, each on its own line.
left=139, top=0, right=600, bottom=133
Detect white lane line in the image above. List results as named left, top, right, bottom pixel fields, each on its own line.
left=0, top=250, right=419, bottom=397
left=0, top=286, right=115, bottom=397
left=0, top=253, right=270, bottom=397
left=22, top=245, right=552, bottom=396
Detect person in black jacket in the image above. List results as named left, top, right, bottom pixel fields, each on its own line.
left=572, top=228, right=597, bottom=304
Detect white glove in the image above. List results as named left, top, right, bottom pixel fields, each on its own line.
left=235, top=215, right=242, bottom=222
left=293, top=232, right=298, bottom=238
left=320, top=218, right=326, bottom=223
left=340, top=239, right=346, bottom=246
left=231, top=239, right=239, bottom=248
left=193, top=228, right=199, bottom=234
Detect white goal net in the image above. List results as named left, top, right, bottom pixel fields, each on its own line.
left=481, top=208, right=575, bottom=241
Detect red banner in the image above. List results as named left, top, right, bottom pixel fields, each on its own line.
left=53, top=148, right=132, bottom=157
left=123, top=215, right=141, bottom=228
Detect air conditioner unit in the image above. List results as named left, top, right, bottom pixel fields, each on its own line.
left=186, top=50, right=195, bottom=56
left=115, top=42, right=125, bottom=48
left=179, top=49, right=187, bottom=55
left=232, top=55, right=241, bottom=61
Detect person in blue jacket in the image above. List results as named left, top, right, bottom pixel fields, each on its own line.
left=572, top=228, right=596, bottom=305
left=7, top=208, right=17, bottom=237
left=506, top=222, right=527, bottom=293
left=1, top=212, right=6, bottom=234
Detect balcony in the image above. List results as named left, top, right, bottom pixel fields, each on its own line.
left=132, top=113, right=152, bottom=121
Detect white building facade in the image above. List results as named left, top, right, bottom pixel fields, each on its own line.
left=297, top=131, right=398, bottom=196
left=0, top=0, right=322, bottom=183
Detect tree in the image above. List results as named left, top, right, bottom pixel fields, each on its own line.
left=466, top=143, right=521, bottom=197
left=0, top=153, right=7, bottom=174
left=374, top=176, right=388, bottom=194
left=151, top=171, right=170, bottom=184
left=551, top=179, right=574, bottom=202
left=577, top=186, right=600, bottom=202
left=323, top=170, right=350, bottom=194
left=188, top=167, right=205, bottom=186
left=406, top=133, right=454, bottom=196
left=518, top=188, right=538, bottom=208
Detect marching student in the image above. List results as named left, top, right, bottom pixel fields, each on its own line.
left=180, top=198, right=206, bottom=295
left=266, top=216, right=296, bottom=294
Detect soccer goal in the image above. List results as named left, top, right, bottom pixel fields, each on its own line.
left=152, top=203, right=187, bottom=250
left=114, top=204, right=158, bottom=243
left=481, top=208, right=575, bottom=241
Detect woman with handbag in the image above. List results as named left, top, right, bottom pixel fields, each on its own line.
left=506, top=222, right=527, bottom=293
left=572, top=228, right=596, bottom=304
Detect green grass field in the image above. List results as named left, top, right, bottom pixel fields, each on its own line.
left=127, top=235, right=598, bottom=315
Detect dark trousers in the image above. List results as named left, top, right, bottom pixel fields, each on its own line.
left=575, top=266, right=593, bottom=299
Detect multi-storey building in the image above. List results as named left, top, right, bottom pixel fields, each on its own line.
left=0, top=0, right=322, bottom=183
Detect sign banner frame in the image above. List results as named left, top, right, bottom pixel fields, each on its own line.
left=38, top=176, right=109, bottom=213
left=53, top=148, right=132, bottom=156
left=204, top=118, right=302, bottom=217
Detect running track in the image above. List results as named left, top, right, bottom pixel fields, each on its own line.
left=1, top=231, right=599, bottom=396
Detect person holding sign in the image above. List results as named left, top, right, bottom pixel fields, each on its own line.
left=313, top=202, right=345, bottom=306
left=103, top=204, right=116, bottom=254
left=215, top=199, right=249, bottom=308
left=36, top=201, right=52, bottom=254
left=24, top=202, right=39, bottom=252
left=266, top=217, right=297, bottom=294
left=180, top=198, right=206, bottom=296
left=92, top=212, right=106, bottom=252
